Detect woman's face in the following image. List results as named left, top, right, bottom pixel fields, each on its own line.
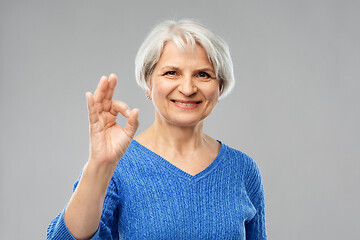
left=149, top=41, right=220, bottom=127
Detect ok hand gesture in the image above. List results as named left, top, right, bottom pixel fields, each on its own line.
left=86, top=74, right=139, bottom=167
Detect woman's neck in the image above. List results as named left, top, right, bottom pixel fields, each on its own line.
left=135, top=115, right=212, bottom=155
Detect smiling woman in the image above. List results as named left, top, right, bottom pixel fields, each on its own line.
left=46, top=19, right=267, bottom=240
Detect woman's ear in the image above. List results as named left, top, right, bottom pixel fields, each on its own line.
left=145, top=78, right=153, bottom=100
left=218, top=79, right=224, bottom=96
left=145, top=90, right=152, bottom=100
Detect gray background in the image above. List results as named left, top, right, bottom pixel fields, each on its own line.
left=1, top=0, right=359, bottom=239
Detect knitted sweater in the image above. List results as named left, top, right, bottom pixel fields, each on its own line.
left=47, top=140, right=266, bottom=239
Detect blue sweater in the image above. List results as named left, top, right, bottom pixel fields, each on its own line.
left=47, top=140, right=266, bottom=239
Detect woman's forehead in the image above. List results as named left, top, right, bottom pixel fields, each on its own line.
left=157, top=41, right=213, bottom=68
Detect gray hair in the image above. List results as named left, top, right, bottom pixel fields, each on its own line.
left=135, top=19, right=235, bottom=99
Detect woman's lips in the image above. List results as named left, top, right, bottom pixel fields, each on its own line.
left=170, top=99, right=202, bottom=109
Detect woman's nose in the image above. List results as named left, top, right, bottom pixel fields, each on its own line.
left=178, top=76, right=197, bottom=96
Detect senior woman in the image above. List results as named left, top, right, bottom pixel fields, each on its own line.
left=47, top=19, right=266, bottom=239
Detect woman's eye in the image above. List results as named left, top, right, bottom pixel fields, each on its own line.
left=164, top=71, right=177, bottom=76
left=197, top=72, right=211, bottom=78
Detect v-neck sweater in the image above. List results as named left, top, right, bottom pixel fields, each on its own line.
left=47, top=140, right=267, bottom=239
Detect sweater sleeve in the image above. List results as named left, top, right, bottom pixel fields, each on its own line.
left=244, top=156, right=267, bottom=240
left=46, top=174, right=120, bottom=240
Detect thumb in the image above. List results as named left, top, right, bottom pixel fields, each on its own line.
left=123, top=108, right=139, bottom=138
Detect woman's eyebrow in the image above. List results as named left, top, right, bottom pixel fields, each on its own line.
left=159, top=66, right=215, bottom=75
left=159, top=66, right=180, bottom=71
left=198, top=68, right=215, bottom=74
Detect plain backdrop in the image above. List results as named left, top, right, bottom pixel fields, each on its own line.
left=1, top=0, right=359, bottom=239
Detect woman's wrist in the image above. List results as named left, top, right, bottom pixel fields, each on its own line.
left=81, top=160, right=116, bottom=194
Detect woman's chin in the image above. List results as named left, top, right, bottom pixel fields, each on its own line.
left=166, top=117, right=205, bottom=128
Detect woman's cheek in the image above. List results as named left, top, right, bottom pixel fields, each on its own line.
left=203, top=83, right=220, bottom=100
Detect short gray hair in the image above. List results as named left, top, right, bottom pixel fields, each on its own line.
left=135, top=19, right=235, bottom=99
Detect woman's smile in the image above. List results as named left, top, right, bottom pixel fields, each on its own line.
left=170, top=99, right=203, bottom=109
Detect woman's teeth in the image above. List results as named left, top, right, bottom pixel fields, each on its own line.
left=174, top=101, right=197, bottom=106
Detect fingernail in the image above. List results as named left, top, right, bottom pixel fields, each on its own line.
left=126, top=109, right=131, bottom=116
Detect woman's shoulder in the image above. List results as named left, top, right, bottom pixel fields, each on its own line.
left=220, top=141, right=262, bottom=177
left=220, top=142, right=254, bottom=162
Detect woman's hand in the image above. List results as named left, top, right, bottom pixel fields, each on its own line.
left=64, top=74, right=139, bottom=239
left=86, top=73, right=139, bottom=167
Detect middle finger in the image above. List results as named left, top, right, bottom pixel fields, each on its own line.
left=103, top=73, right=118, bottom=111
left=94, top=76, right=109, bottom=113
